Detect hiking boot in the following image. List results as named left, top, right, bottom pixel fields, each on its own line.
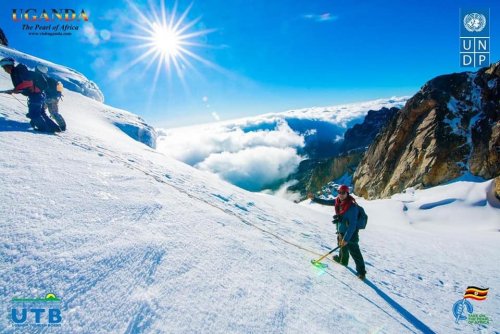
left=333, top=255, right=348, bottom=266
left=357, top=273, right=366, bottom=280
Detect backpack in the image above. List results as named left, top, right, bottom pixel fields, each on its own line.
left=12, top=64, right=30, bottom=83
left=356, top=204, right=368, bottom=229
left=30, top=70, right=48, bottom=92
left=44, top=76, right=59, bottom=98
left=11, top=64, right=33, bottom=96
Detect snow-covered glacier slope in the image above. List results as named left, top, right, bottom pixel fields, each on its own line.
left=0, top=46, right=156, bottom=148
left=0, top=45, right=104, bottom=103
left=1, top=59, right=499, bottom=333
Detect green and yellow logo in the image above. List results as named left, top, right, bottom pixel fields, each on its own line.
left=11, top=293, right=62, bottom=326
left=12, top=292, right=61, bottom=303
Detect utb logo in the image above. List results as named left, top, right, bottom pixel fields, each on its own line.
left=11, top=293, right=62, bottom=325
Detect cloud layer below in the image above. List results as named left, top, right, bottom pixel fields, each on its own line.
left=156, top=97, right=408, bottom=192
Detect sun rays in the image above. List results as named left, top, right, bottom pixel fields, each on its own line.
left=113, top=1, right=216, bottom=92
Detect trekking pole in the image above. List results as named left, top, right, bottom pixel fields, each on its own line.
left=311, top=245, right=342, bottom=266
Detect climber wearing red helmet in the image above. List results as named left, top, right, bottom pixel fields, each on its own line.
left=308, top=185, right=366, bottom=280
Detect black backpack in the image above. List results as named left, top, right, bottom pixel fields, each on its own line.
left=30, top=70, right=48, bottom=92
left=357, top=204, right=368, bottom=229
left=11, top=64, right=32, bottom=95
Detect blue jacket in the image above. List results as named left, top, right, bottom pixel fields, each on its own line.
left=338, top=204, right=359, bottom=243
left=311, top=197, right=359, bottom=243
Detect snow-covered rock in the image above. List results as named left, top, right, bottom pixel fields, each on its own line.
left=355, top=61, right=500, bottom=199
left=0, top=45, right=104, bottom=102
left=0, top=46, right=157, bottom=149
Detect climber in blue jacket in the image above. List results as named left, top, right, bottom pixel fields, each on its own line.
left=309, top=185, right=366, bottom=279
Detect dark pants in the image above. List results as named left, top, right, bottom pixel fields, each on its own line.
left=338, top=231, right=366, bottom=275
left=27, top=94, right=60, bottom=133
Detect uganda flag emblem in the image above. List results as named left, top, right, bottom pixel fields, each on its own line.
left=464, top=286, right=489, bottom=301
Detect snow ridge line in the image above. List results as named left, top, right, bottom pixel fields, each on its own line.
left=62, top=135, right=328, bottom=260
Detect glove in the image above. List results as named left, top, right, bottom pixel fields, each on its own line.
left=336, top=234, right=347, bottom=247
left=332, top=214, right=341, bottom=224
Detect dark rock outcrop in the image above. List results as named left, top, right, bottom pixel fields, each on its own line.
left=288, top=150, right=363, bottom=197
left=354, top=62, right=500, bottom=199
left=0, top=28, right=8, bottom=46
left=287, top=106, right=398, bottom=198
left=340, top=107, right=399, bottom=153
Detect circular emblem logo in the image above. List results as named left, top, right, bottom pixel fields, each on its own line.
left=452, top=299, right=474, bottom=321
left=463, top=13, right=487, bottom=32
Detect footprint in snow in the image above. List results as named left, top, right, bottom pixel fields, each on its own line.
left=212, top=193, right=230, bottom=202
left=234, top=203, right=248, bottom=212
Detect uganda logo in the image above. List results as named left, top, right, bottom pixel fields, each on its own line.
left=10, top=292, right=62, bottom=326
left=452, top=286, right=491, bottom=326
left=452, top=299, right=474, bottom=323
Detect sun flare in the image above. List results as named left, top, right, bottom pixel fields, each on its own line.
left=116, top=1, right=216, bottom=87
left=152, top=23, right=181, bottom=58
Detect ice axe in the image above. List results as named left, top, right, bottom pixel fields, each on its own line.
left=311, top=245, right=343, bottom=268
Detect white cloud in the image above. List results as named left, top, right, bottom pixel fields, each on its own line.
left=262, top=179, right=302, bottom=202
left=156, top=97, right=408, bottom=192
left=303, top=13, right=338, bottom=22
left=157, top=120, right=305, bottom=190
left=197, top=147, right=302, bottom=191
left=157, top=120, right=304, bottom=166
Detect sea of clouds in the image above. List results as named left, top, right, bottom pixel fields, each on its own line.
left=156, top=97, right=408, bottom=193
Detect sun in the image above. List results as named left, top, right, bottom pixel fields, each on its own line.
left=152, top=23, right=181, bottom=58
left=115, top=1, right=216, bottom=86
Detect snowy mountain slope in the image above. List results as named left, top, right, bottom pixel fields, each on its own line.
left=1, top=72, right=499, bottom=333
left=0, top=46, right=104, bottom=102
left=0, top=53, right=156, bottom=149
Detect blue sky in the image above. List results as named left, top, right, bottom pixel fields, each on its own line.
left=1, top=0, right=498, bottom=127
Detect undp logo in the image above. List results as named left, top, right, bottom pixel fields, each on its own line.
left=459, top=9, right=490, bottom=68
left=10, top=293, right=62, bottom=327
left=463, top=13, right=487, bottom=33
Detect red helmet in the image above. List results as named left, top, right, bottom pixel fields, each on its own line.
left=338, top=185, right=349, bottom=193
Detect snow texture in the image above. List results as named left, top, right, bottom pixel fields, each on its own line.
left=1, top=56, right=499, bottom=334
left=0, top=46, right=157, bottom=149
left=0, top=45, right=104, bottom=103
